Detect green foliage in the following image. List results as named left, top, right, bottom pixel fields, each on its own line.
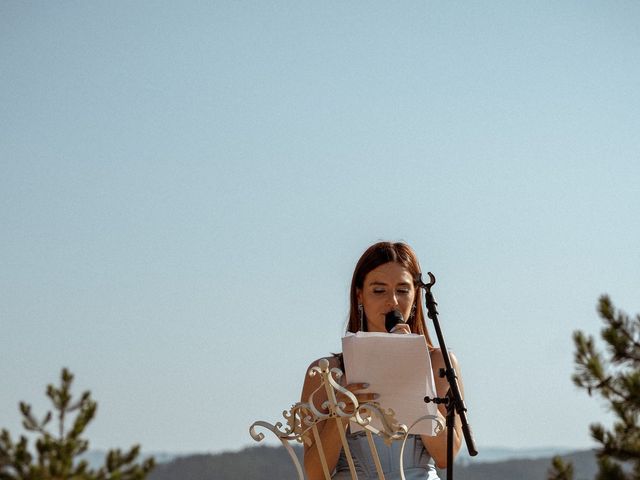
left=548, top=295, right=640, bottom=480
left=548, top=455, right=574, bottom=480
left=0, top=368, right=154, bottom=480
left=594, top=456, right=627, bottom=480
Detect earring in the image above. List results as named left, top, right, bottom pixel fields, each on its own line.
left=358, top=304, right=364, bottom=331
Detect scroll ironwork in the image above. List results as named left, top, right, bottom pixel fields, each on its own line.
left=249, top=358, right=444, bottom=480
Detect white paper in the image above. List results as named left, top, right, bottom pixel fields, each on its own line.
left=341, top=332, right=439, bottom=436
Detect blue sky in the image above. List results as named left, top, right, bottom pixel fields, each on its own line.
left=1, top=1, right=639, bottom=455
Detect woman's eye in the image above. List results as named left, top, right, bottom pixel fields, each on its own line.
left=372, top=289, right=386, bottom=294
left=397, top=289, right=410, bottom=295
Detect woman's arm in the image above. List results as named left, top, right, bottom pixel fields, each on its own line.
left=301, top=357, right=374, bottom=480
left=421, top=350, right=464, bottom=469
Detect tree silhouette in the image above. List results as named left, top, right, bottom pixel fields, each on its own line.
left=548, top=295, right=640, bottom=480
left=0, top=368, right=154, bottom=480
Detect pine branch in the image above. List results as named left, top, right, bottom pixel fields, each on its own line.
left=599, top=296, right=640, bottom=364
left=0, top=369, right=155, bottom=480
left=562, top=295, right=640, bottom=480
left=547, top=455, right=574, bottom=480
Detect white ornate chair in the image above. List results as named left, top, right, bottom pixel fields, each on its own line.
left=249, top=358, right=443, bottom=480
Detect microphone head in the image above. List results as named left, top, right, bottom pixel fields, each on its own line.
left=385, top=310, right=405, bottom=332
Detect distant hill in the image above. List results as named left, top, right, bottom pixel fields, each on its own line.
left=451, top=449, right=597, bottom=480
left=148, top=445, right=301, bottom=480
left=457, top=445, right=576, bottom=464
left=80, top=450, right=176, bottom=470
left=146, top=445, right=598, bottom=480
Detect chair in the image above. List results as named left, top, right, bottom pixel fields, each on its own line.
left=249, top=358, right=443, bottom=480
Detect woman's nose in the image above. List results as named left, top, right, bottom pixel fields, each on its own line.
left=388, top=293, right=399, bottom=306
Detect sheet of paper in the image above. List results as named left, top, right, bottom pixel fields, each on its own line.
left=341, top=332, right=439, bottom=436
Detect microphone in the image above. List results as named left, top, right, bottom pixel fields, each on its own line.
left=385, top=310, right=405, bottom=333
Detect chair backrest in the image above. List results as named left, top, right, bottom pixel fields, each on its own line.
left=249, top=358, right=442, bottom=480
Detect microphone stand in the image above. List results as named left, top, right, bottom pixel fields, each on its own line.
left=418, top=272, right=477, bottom=480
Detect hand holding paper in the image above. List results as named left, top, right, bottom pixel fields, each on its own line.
left=341, top=332, right=439, bottom=436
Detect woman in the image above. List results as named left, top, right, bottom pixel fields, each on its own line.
left=300, top=242, right=464, bottom=480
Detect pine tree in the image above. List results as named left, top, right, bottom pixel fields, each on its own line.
left=548, top=295, right=640, bottom=480
left=0, top=368, right=155, bottom=480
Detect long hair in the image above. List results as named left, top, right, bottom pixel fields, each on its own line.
left=347, top=241, right=434, bottom=349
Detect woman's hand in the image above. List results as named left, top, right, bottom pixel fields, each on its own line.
left=389, top=323, right=411, bottom=334
left=335, top=382, right=379, bottom=415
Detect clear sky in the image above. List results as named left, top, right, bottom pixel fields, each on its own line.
left=1, top=1, right=639, bottom=456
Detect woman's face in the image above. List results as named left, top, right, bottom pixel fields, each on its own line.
left=357, top=261, right=416, bottom=332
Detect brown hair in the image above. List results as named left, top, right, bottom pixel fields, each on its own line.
left=347, top=241, right=434, bottom=349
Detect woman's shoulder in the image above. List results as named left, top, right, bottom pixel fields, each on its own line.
left=429, top=348, right=460, bottom=370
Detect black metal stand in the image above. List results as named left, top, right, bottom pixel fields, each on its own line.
left=419, top=272, right=477, bottom=480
